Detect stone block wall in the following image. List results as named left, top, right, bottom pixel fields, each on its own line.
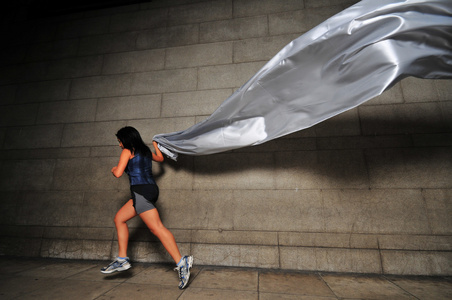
left=0, top=0, right=451, bottom=276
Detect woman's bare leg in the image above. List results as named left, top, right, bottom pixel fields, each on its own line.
left=139, top=208, right=182, bottom=264
left=114, top=199, right=137, bottom=258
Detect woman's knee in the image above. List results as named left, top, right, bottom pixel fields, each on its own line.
left=148, top=220, right=166, bottom=235
left=114, top=213, right=127, bottom=226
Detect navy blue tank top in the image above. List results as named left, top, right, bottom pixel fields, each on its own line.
left=125, top=154, right=156, bottom=186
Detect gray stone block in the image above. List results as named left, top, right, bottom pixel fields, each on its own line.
left=168, top=0, right=232, bottom=26
left=162, top=89, right=231, bottom=117
left=378, top=235, right=452, bottom=251
left=81, top=240, right=112, bottom=260
left=275, top=150, right=368, bottom=189
left=423, top=189, right=452, bottom=235
left=78, top=32, right=138, bottom=56
left=2, top=147, right=91, bottom=160
left=109, top=8, right=168, bottom=32
left=61, top=121, right=127, bottom=147
left=170, top=229, right=192, bottom=244
left=70, top=75, right=132, bottom=99
left=41, top=239, right=78, bottom=259
left=126, top=116, right=196, bottom=143
left=435, top=79, right=452, bottom=101
left=131, top=69, right=197, bottom=94
left=322, top=189, right=430, bottom=234
left=128, top=117, right=195, bottom=142
left=96, top=95, right=161, bottom=121
left=366, top=147, right=452, bottom=189
left=198, top=62, right=264, bottom=89
left=305, top=0, right=358, bottom=8
left=280, top=247, right=382, bottom=273
left=102, top=49, right=165, bottom=74
left=401, top=77, right=439, bottom=103
left=233, top=34, right=299, bottom=63
left=192, top=230, right=278, bottom=246
left=43, top=226, right=114, bottom=241
left=279, top=232, right=379, bottom=249
left=45, top=55, right=103, bottom=79
left=37, top=99, right=97, bottom=124
left=90, top=146, right=122, bottom=158
left=241, top=137, right=316, bottom=153
left=16, top=80, right=71, bottom=103
left=364, top=82, right=404, bottom=105
left=19, top=191, right=84, bottom=226
left=269, top=7, right=343, bottom=35
left=200, top=16, right=268, bottom=43
left=193, top=152, right=274, bottom=190
left=316, top=135, right=413, bottom=150
left=381, top=250, right=452, bottom=276
left=166, top=42, right=233, bottom=69
left=126, top=241, right=187, bottom=263
left=152, top=158, right=194, bottom=190
left=80, top=190, right=130, bottom=227
left=52, top=157, right=128, bottom=191
left=313, top=108, right=360, bottom=137
left=136, top=24, right=199, bottom=50
left=234, top=0, right=305, bottom=18
left=193, top=244, right=279, bottom=268
left=229, top=190, right=324, bottom=232
left=157, top=190, right=234, bottom=230
left=359, top=103, right=446, bottom=135
left=0, top=103, right=39, bottom=126
left=4, top=124, right=64, bottom=149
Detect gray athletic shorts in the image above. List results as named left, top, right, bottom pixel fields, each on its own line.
left=130, top=184, right=158, bottom=214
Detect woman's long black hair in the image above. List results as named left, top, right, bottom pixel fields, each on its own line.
left=116, top=126, right=152, bottom=157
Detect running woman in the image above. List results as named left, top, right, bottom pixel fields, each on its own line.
left=101, top=126, right=193, bottom=289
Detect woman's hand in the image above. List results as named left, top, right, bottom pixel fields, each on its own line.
left=152, top=141, right=164, bottom=162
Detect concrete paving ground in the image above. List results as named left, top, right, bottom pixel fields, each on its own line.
left=0, top=256, right=450, bottom=300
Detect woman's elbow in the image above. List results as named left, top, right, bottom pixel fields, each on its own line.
left=112, top=170, right=123, bottom=178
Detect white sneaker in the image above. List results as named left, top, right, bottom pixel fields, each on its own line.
left=174, top=255, right=193, bottom=289
left=101, top=257, right=132, bottom=274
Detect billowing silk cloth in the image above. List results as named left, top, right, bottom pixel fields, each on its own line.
left=154, top=0, right=452, bottom=160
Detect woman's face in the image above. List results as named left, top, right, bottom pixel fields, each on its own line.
left=117, top=139, right=124, bottom=149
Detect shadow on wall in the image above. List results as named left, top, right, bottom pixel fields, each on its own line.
left=159, top=117, right=451, bottom=176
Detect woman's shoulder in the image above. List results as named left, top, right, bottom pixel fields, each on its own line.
left=121, top=148, right=134, bottom=159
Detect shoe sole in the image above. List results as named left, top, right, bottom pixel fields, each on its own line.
left=101, top=263, right=132, bottom=274
left=179, top=256, right=194, bottom=289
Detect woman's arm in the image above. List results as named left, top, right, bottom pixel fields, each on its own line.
left=111, top=148, right=132, bottom=177
left=152, top=141, right=164, bottom=162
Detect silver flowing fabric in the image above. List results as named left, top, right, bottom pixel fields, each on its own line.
left=153, top=0, right=452, bottom=160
